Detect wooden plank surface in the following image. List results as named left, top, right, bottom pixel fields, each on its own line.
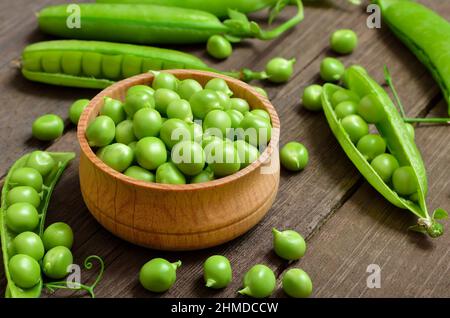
left=0, top=0, right=449, bottom=298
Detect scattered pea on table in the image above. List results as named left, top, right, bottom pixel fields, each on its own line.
left=320, top=57, right=345, bottom=82
left=207, top=35, right=233, bottom=59
left=330, top=29, right=358, bottom=54
left=139, top=258, right=181, bottom=293
left=280, top=142, right=309, bottom=172
left=32, top=114, right=64, bottom=141
left=265, top=57, right=296, bottom=83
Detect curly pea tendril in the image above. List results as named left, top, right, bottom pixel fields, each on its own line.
left=44, top=255, right=105, bottom=298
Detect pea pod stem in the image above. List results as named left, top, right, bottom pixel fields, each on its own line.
left=384, top=66, right=450, bottom=125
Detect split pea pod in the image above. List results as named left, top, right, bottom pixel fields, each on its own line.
left=322, top=67, right=446, bottom=237
left=1, top=151, right=75, bottom=298
left=374, top=0, right=450, bottom=115
left=21, top=40, right=266, bottom=89
left=37, top=1, right=304, bottom=44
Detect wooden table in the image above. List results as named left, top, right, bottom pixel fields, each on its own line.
left=1, top=0, right=449, bottom=298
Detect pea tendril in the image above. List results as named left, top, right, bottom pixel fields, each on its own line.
left=44, top=255, right=105, bottom=298
left=384, top=66, right=450, bottom=125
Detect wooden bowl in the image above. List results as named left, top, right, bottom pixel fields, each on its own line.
left=77, top=70, right=280, bottom=251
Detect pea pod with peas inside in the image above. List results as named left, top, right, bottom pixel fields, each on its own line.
left=1, top=151, right=75, bottom=297
left=21, top=40, right=267, bottom=89
left=373, top=0, right=450, bottom=116
left=38, top=1, right=304, bottom=44
left=322, top=67, right=447, bottom=237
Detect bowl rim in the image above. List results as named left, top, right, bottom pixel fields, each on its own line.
left=77, top=70, right=280, bottom=192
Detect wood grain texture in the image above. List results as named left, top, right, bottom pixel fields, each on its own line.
left=78, top=70, right=280, bottom=250
left=0, top=0, right=449, bottom=298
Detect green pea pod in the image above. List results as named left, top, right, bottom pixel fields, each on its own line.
left=1, top=152, right=75, bottom=298
left=322, top=67, right=445, bottom=237
left=37, top=1, right=304, bottom=44
left=21, top=40, right=266, bottom=89
left=373, top=0, right=450, bottom=116
left=96, top=0, right=280, bottom=18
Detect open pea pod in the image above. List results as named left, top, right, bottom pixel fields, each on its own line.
left=1, top=152, right=75, bottom=298
left=322, top=68, right=445, bottom=237
left=373, top=0, right=450, bottom=115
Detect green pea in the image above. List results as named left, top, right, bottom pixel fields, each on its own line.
left=204, top=255, right=232, bottom=289
left=82, top=52, right=102, bottom=77
left=207, top=140, right=241, bottom=177
left=42, top=222, right=74, bottom=251
left=171, top=141, right=205, bottom=176
left=167, top=99, right=193, bottom=122
left=252, top=86, right=268, bottom=98
left=124, top=91, right=155, bottom=118
left=42, top=246, right=73, bottom=279
left=124, top=165, right=155, bottom=182
left=5, top=203, right=39, bottom=233
left=392, top=166, right=417, bottom=196
left=342, top=65, right=367, bottom=88
left=320, top=57, right=345, bottom=82
left=335, top=100, right=358, bottom=119
left=128, top=141, right=137, bottom=157
left=205, top=78, right=232, bottom=96
left=206, top=35, right=233, bottom=59
left=154, top=88, right=180, bottom=117
left=341, top=114, right=369, bottom=143
left=190, top=167, right=215, bottom=184
left=229, top=98, right=250, bottom=114
left=282, top=268, right=313, bottom=298
left=133, top=108, right=163, bottom=139
left=272, top=228, right=306, bottom=261
left=409, top=192, right=419, bottom=203
left=331, top=88, right=360, bottom=107
left=216, top=91, right=231, bottom=110
left=202, top=135, right=223, bottom=149
left=190, top=89, right=222, bottom=119
left=330, top=29, right=358, bottom=54
left=280, top=142, right=309, bottom=171
left=152, top=72, right=178, bottom=91
left=13, top=232, right=45, bottom=261
left=302, top=84, right=323, bottom=112
left=7, top=186, right=41, bottom=208
left=239, top=113, right=272, bottom=147
left=356, top=134, right=386, bottom=161
left=86, top=115, right=116, bottom=147
left=238, top=264, right=276, bottom=298
left=265, top=57, right=296, bottom=83
left=405, top=123, right=415, bottom=140
left=26, top=151, right=56, bottom=177
left=234, top=140, right=259, bottom=168
left=226, top=109, right=244, bottom=129
left=100, top=97, right=126, bottom=125
left=250, top=109, right=271, bottom=123
left=139, top=258, right=181, bottom=293
left=357, top=94, right=385, bottom=124
left=370, top=153, right=399, bottom=183
left=115, top=119, right=137, bottom=145
left=160, top=118, right=192, bottom=150
left=189, top=122, right=203, bottom=143
left=32, top=114, right=64, bottom=141
left=68, top=99, right=89, bottom=125
left=9, top=167, right=43, bottom=192
left=177, top=79, right=203, bottom=101
left=101, top=143, right=134, bottom=172
left=135, top=137, right=167, bottom=170
left=156, top=162, right=186, bottom=184
left=203, top=110, right=232, bottom=138
left=127, top=85, right=155, bottom=98
left=9, top=254, right=41, bottom=289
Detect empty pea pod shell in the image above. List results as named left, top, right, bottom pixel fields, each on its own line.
left=38, top=2, right=303, bottom=44
left=374, top=0, right=450, bottom=115
left=1, top=151, right=75, bottom=298
left=321, top=67, right=445, bottom=237
left=21, top=40, right=266, bottom=89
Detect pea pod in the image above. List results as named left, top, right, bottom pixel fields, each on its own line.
left=322, top=67, right=446, bottom=237
left=37, top=2, right=303, bottom=44
left=1, top=151, right=75, bottom=298
left=373, top=0, right=450, bottom=115
left=21, top=40, right=266, bottom=89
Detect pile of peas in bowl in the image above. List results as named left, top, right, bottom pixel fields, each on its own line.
left=85, top=72, right=273, bottom=184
